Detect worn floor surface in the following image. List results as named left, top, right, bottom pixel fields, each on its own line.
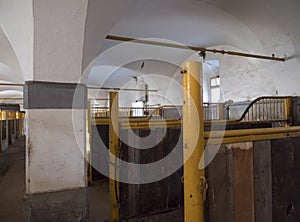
left=0, top=138, right=182, bottom=222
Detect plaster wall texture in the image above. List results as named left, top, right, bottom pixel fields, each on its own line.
left=25, top=109, right=86, bottom=194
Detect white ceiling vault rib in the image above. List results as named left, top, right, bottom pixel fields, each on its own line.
left=0, top=0, right=299, bottom=102
left=0, top=0, right=33, bottom=80
left=0, top=27, right=22, bottom=74
left=0, top=0, right=32, bottom=99
left=84, top=0, right=300, bottom=102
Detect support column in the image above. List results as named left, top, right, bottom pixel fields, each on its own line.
left=181, top=61, right=205, bottom=222
left=23, top=82, right=88, bottom=221
left=6, top=115, right=8, bottom=145
left=0, top=112, right=2, bottom=154
left=23, top=1, right=89, bottom=221
left=109, top=91, right=120, bottom=222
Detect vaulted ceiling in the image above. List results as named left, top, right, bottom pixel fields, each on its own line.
left=0, top=0, right=299, bottom=101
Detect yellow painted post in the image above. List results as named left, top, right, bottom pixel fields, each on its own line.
left=109, top=91, right=120, bottom=222
left=6, top=112, right=9, bottom=144
left=22, top=113, right=25, bottom=136
left=181, top=61, right=205, bottom=222
left=14, top=113, right=17, bottom=137
left=0, top=111, right=2, bottom=154
left=20, top=114, right=23, bottom=136
left=284, top=97, right=292, bottom=126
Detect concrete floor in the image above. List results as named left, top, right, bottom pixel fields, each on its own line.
left=0, top=137, right=110, bottom=222
left=0, top=138, right=183, bottom=222
left=0, top=138, right=25, bottom=222
left=89, top=180, right=110, bottom=222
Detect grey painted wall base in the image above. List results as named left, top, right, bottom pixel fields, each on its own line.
left=24, top=81, right=87, bottom=109
left=24, top=188, right=88, bottom=222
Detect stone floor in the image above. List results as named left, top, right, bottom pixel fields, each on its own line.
left=0, top=138, right=182, bottom=222
left=0, top=137, right=110, bottom=222
left=0, top=138, right=25, bottom=222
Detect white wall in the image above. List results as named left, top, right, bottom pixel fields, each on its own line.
left=26, top=109, right=86, bottom=194
left=205, top=44, right=300, bottom=102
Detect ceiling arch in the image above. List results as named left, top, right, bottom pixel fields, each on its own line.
left=83, top=0, right=300, bottom=101
left=0, top=0, right=33, bottom=80
left=0, top=0, right=33, bottom=99
left=0, top=26, right=21, bottom=74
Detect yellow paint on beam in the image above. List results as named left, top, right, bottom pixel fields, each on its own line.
left=109, top=92, right=120, bottom=222
left=205, top=126, right=300, bottom=138
left=0, top=116, right=2, bottom=154
left=205, top=131, right=300, bottom=145
left=182, top=61, right=205, bottom=222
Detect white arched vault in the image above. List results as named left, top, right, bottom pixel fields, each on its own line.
left=0, top=27, right=25, bottom=98
left=83, top=0, right=300, bottom=103
left=0, top=0, right=33, bottom=99
left=0, top=0, right=299, bottom=101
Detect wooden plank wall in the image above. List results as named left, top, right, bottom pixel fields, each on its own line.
left=208, top=142, right=262, bottom=222
left=207, top=138, right=300, bottom=222
left=232, top=142, right=255, bottom=222
left=253, top=140, right=273, bottom=222
left=206, top=145, right=234, bottom=222
left=91, top=122, right=300, bottom=222
left=271, top=137, right=300, bottom=222
left=119, top=127, right=183, bottom=220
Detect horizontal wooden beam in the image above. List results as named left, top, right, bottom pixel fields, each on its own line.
left=92, top=118, right=300, bottom=144
left=206, top=132, right=300, bottom=145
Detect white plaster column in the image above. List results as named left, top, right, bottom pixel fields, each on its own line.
left=23, top=1, right=89, bottom=221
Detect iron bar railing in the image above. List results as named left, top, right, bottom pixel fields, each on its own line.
left=90, top=96, right=292, bottom=127
left=237, top=96, right=292, bottom=126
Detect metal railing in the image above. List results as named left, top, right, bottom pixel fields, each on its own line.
left=237, top=96, right=292, bottom=126
left=91, top=104, right=223, bottom=121
left=91, top=96, right=292, bottom=126
left=91, top=106, right=161, bottom=119
left=203, top=103, right=223, bottom=120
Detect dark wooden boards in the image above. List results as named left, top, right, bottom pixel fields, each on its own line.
left=232, top=143, right=255, bottom=222
left=271, top=137, right=300, bottom=222
left=119, top=127, right=183, bottom=220
left=253, top=140, right=273, bottom=222
left=206, top=145, right=234, bottom=222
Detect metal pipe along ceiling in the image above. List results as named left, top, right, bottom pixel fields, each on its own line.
left=106, top=35, right=286, bottom=62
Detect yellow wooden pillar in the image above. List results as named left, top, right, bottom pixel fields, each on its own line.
left=284, top=97, right=292, bottom=126
left=22, top=113, right=25, bottom=135
left=6, top=111, right=9, bottom=144
left=181, top=61, right=205, bottom=222
left=14, top=112, right=17, bottom=137
left=0, top=111, right=2, bottom=154
left=109, top=91, right=120, bottom=222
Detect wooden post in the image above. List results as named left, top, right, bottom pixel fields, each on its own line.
left=0, top=111, right=2, bottom=153
left=6, top=111, right=9, bottom=144
left=181, top=61, right=205, bottom=222
left=109, top=91, right=120, bottom=222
